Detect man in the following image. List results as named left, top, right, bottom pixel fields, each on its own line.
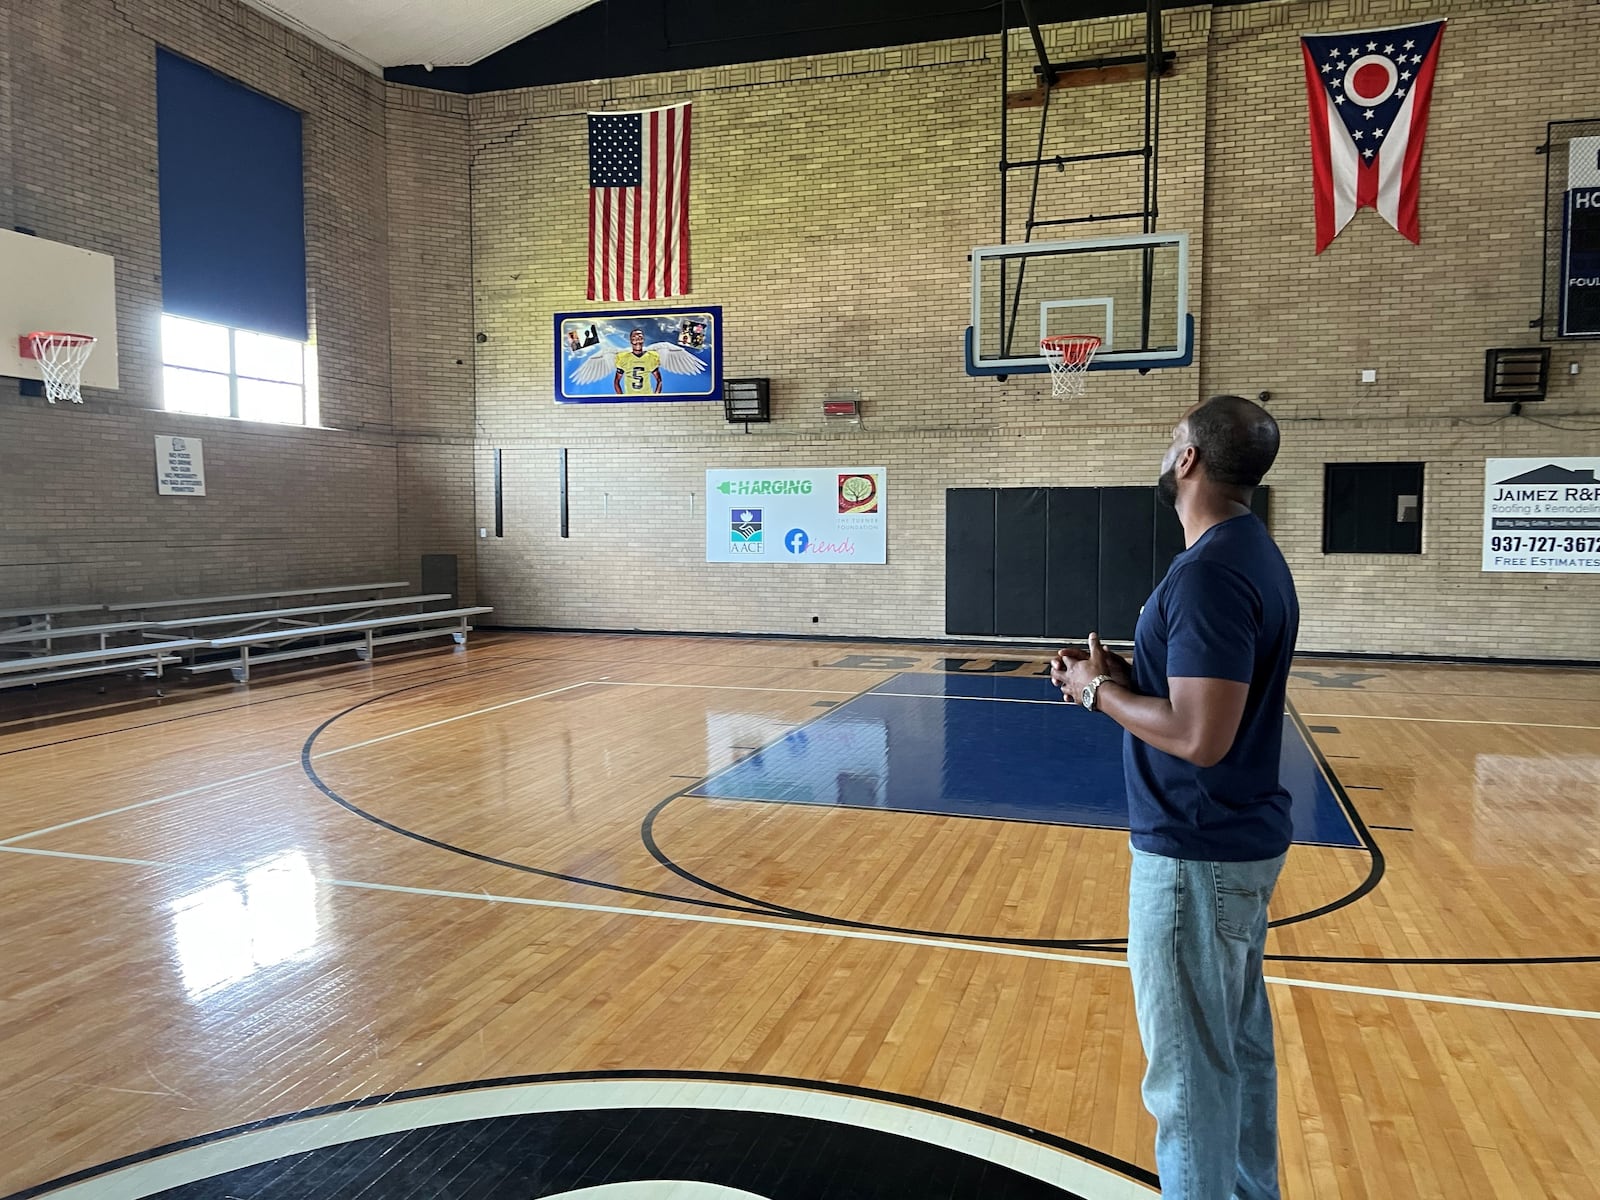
left=613, top=328, right=664, bottom=395
left=1052, top=395, right=1298, bottom=1200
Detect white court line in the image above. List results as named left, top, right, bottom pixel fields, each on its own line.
left=1299, top=712, right=1600, bottom=732
left=590, top=681, right=861, bottom=696
left=2, top=679, right=862, bottom=847
left=314, top=680, right=596, bottom=757
left=0, top=761, right=300, bottom=847
left=4, top=843, right=1597, bottom=1023
left=1, top=680, right=598, bottom=846
left=31, top=1079, right=1154, bottom=1199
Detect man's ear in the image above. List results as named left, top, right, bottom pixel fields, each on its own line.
left=1176, top=444, right=1200, bottom=479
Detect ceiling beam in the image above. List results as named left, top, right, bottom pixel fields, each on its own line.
left=1005, top=51, right=1176, bottom=108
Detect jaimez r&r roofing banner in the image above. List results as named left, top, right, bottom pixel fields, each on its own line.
left=1483, top=458, right=1600, bottom=573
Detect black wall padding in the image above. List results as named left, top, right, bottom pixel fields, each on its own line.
left=1046, top=488, right=1100, bottom=639
left=946, top=485, right=1276, bottom=640
left=945, top=489, right=997, bottom=636
left=1098, top=488, right=1156, bottom=641
left=995, top=489, right=1048, bottom=637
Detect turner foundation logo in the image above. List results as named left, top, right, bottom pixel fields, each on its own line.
left=730, top=509, right=764, bottom=554
left=837, top=473, right=879, bottom=514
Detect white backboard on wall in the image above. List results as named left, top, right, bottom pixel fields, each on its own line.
left=0, top=227, right=120, bottom=390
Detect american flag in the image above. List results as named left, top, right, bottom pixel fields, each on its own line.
left=1300, top=20, right=1446, bottom=253
left=587, top=102, right=691, bottom=301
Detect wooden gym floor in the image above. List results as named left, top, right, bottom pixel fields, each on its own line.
left=1, top=632, right=1597, bottom=1198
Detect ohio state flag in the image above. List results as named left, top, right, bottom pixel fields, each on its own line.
left=1301, top=20, right=1446, bottom=253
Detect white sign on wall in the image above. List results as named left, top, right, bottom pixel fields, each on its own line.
left=1483, top=457, right=1600, bottom=572
left=156, top=435, right=206, bottom=496
left=706, top=467, right=886, bottom=564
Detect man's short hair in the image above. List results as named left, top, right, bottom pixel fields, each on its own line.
left=1187, top=395, right=1280, bottom=489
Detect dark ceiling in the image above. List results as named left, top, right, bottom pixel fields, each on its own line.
left=384, top=0, right=1241, bottom=93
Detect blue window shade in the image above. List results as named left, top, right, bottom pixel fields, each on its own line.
left=156, top=50, right=307, bottom=342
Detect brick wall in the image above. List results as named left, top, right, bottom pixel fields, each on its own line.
left=4, top=0, right=1594, bottom=655
left=0, top=0, right=475, bottom=608
left=1201, top=0, right=1600, bottom=657
left=467, top=0, right=1598, bottom=659
left=387, top=86, right=480, bottom=603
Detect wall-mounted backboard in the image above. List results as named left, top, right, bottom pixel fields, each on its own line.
left=965, top=230, right=1191, bottom=376
left=0, top=228, right=120, bottom=391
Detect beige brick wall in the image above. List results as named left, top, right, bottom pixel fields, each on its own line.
left=4, top=0, right=1594, bottom=654
left=1202, top=0, right=1600, bottom=657
left=467, top=0, right=1599, bottom=659
left=387, top=86, right=480, bottom=603
left=0, top=0, right=478, bottom=608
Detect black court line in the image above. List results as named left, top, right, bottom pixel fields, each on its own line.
left=638, top=690, right=1129, bottom=951
left=639, top=692, right=1383, bottom=951
left=495, top=625, right=1600, bottom=671
left=1265, top=706, right=1386, bottom=935
left=1, top=1069, right=1157, bottom=1199
left=1368, top=825, right=1413, bottom=831
left=299, top=674, right=787, bottom=920
left=299, top=653, right=1600, bottom=967
left=1344, top=785, right=1384, bottom=791
left=1308, top=724, right=1341, bottom=733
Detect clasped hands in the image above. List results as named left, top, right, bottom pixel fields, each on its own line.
left=1049, top=633, right=1134, bottom=707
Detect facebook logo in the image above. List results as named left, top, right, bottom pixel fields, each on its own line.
left=784, top=528, right=810, bottom=555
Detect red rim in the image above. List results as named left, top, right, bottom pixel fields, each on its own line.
left=1039, top=335, right=1101, bottom=365
left=19, top=331, right=96, bottom=360
left=26, top=331, right=96, bottom=344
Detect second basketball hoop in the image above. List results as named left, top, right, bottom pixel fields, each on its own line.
left=20, top=331, right=97, bottom=403
left=1039, top=335, right=1101, bottom=398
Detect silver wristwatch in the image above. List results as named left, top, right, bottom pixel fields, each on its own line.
left=1080, top=674, right=1113, bottom=711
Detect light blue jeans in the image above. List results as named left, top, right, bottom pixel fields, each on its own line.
left=1127, top=845, right=1288, bottom=1200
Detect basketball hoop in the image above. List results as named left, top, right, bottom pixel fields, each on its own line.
left=20, top=331, right=96, bottom=403
left=1039, top=335, right=1101, bottom=398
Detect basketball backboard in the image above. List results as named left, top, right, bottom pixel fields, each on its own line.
left=965, top=230, right=1192, bottom=376
left=0, top=228, right=120, bottom=391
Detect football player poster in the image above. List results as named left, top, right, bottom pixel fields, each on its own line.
left=553, top=306, right=722, bottom=403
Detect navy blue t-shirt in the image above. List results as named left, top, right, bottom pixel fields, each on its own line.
left=1123, top=512, right=1300, bottom=862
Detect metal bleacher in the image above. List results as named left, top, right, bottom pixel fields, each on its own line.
left=0, top=583, right=493, bottom=693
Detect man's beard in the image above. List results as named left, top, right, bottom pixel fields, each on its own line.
left=1157, top=467, right=1178, bottom=508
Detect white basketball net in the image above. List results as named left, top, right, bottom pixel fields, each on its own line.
left=26, top=332, right=96, bottom=403
left=1039, top=335, right=1101, bottom=398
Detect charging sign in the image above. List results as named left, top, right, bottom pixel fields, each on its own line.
left=1560, top=136, right=1600, bottom=337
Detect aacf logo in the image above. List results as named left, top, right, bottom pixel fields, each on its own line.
left=838, top=473, right=879, bottom=515
left=730, top=509, right=764, bottom=554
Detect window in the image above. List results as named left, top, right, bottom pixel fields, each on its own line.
left=1323, top=462, right=1424, bottom=554
left=156, top=50, right=307, bottom=342
left=161, top=314, right=317, bottom=425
